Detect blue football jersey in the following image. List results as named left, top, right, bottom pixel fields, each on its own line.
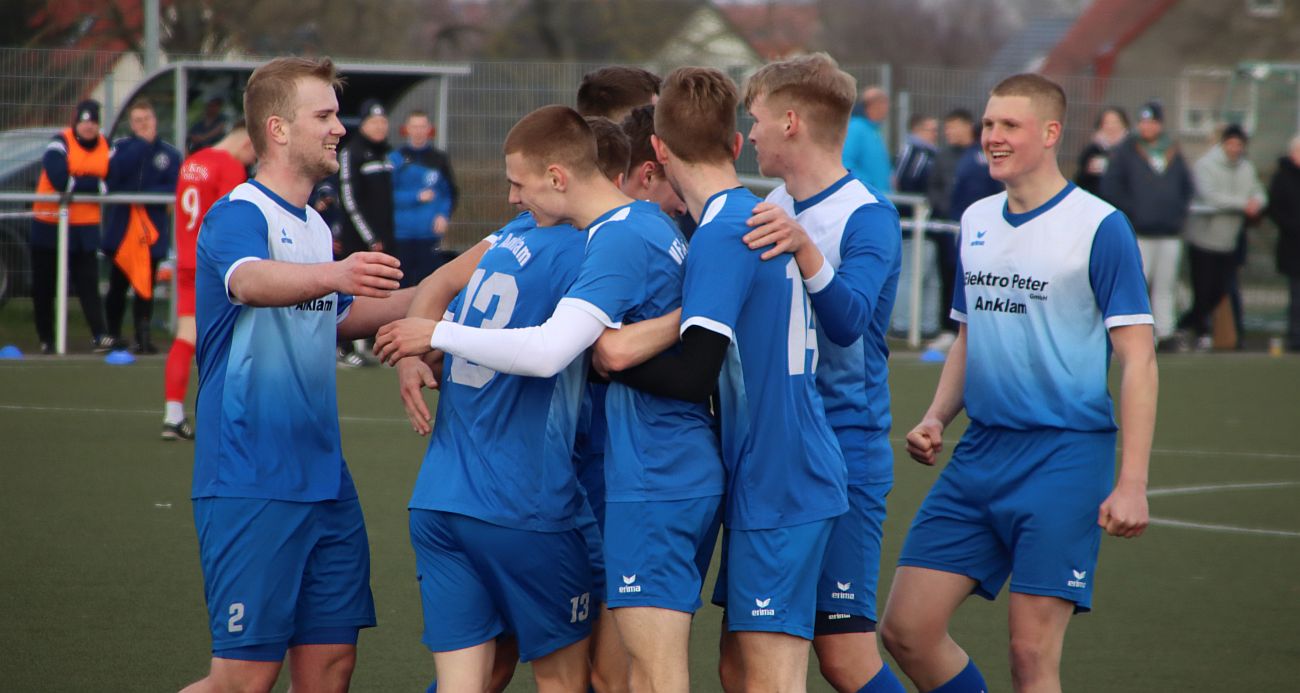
left=409, top=214, right=588, bottom=531
left=681, top=187, right=847, bottom=530
left=561, top=201, right=724, bottom=502
left=766, top=175, right=901, bottom=485
left=193, top=180, right=355, bottom=502
left=952, top=183, right=1152, bottom=431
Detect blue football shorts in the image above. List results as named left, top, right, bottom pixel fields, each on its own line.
left=714, top=517, right=836, bottom=640
left=603, top=495, right=723, bottom=612
left=816, top=481, right=891, bottom=623
left=409, top=509, right=593, bottom=662
left=898, top=423, right=1115, bottom=612
left=193, top=497, right=376, bottom=661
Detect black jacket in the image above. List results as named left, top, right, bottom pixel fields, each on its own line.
left=1267, top=156, right=1300, bottom=277
left=1100, top=135, right=1194, bottom=238
left=337, top=134, right=394, bottom=255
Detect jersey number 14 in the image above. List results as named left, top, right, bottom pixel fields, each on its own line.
left=786, top=258, right=819, bottom=375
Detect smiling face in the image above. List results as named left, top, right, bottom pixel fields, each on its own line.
left=981, top=94, right=1058, bottom=185
left=129, top=107, right=157, bottom=143
left=285, top=77, right=345, bottom=182
left=505, top=152, right=566, bottom=226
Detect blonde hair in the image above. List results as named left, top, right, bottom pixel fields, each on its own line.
left=990, top=73, right=1067, bottom=124
left=654, top=67, right=738, bottom=165
left=243, top=57, right=343, bottom=155
left=744, top=53, right=857, bottom=146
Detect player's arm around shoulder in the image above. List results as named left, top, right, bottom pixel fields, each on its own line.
left=1100, top=323, right=1157, bottom=539
left=905, top=324, right=969, bottom=466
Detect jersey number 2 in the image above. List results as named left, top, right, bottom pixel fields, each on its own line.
left=786, top=259, right=819, bottom=375
left=448, top=269, right=519, bottom=388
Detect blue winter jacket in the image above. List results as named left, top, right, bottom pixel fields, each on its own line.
left=389, top=145, right=455, bottom=242
left=102, top=135, right=180, bottom=259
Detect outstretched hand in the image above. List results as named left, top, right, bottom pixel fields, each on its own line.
left=396, top=355, right=440, bottom=435
left=374, top=317, right=439, bottom=365
left=333, top=251, right=402, bottom=298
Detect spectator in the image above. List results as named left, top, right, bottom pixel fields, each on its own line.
left=948, top=123, right=1002, bottom=221
left=336, top=99, right=394, bottom=366
left=844, top=86, right=892, bottom=192
left=892, top=113, right=941, bottom=338
left=926, top=109, right=978, bottom=346
left=186, top=97, right=229, bottom=153
left=1267, top=134, right=1300, bottom=351
left=389, top=110, right=458, bottom=287
left=338, top=99, right=394, bottom=255
left=1101, top=101, right=1194, bottom=346
left=102, top=99, right=181, bottom=354
left=1176, top=124, right=1266, bottom=349
left=29, top=100, right=113, bottom=353
left=1075, top=106, right=1129, bottom=197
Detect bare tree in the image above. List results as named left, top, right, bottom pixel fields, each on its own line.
left=817, top=0, right=1014, bottom=69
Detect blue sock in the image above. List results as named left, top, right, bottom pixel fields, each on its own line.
left=425, top=681, right=436, bottom=693
left=928, top=658, right=987, bottom=693
left=857, top=662, right=907, bottom=693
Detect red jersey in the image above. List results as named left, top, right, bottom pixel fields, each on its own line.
left=174, top=147, right=247, bottom=269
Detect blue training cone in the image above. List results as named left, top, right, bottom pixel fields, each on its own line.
left=0, top=345, right=22, bottom=360
left=919, top=348, right=947, bottom=363
left=104, top=349, right=136, bottom=365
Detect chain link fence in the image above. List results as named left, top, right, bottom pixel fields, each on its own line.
left=0, top=47, right=1290, bottom=334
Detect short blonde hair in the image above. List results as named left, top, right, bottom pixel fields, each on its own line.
left=990, top=73, right=1067, bottom=124
left=744, top=53, right=857, bottom=147
left=243, top=57, right=343, bottom=155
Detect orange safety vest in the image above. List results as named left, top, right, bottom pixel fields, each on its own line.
left=33, top=128, right=109, bottom=225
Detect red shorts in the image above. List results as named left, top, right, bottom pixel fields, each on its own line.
left=176, top=267, right=196, bottom=317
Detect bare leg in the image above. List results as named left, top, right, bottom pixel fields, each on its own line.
left=531, top=637, right=592, bottom=693
left=611, top=606, right=692, bottom=692
left=590, top=605, right=631, bottom=693
left=879, top=566, right=976, bottom=691
left=179, top=657, right=281, bottom=693
left=488, top=636, right=520, bottom=693
left=718, top=628, right=744, bottom=693
left=1007, top=593, right=1073, bottom=693
left=813, top=631, right=885, bottom=693
left=285, top=643, right=356, bottom=692
left=433, top=640, right=496, bottom=693
left=734, top=631, right=811, bottom=693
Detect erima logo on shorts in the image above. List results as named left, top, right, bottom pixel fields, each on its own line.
left=751, top=597, right=775, bottom=617
left=1067, top=570, right=1087, bottom=589
left=832, top=580, right=855, bottom=600
left=618, top=574, right=641, bottom=594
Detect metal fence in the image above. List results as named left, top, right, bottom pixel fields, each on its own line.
left=0, top=48, right=1290, bottom=340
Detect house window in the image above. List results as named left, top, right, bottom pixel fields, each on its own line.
left=1247, top=0, right=1282, bottom=18
left=1178, top=68, right=1257, bottom=136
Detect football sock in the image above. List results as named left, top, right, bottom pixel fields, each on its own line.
left=928, top=658, right=988, bottom=693
left=165, top=401, right=184, bottom=425
left=164, top=338, right=195, bottom=411
left=425, top=681, right=436, bottom=693
left=858, top=662, right=906, bottom=693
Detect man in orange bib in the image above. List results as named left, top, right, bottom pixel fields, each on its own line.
left=30, top=100, right=113, bottom=354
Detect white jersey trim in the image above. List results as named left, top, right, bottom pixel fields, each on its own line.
left=804, top=260, right=835, bottom=294
left=1104, top=313, right=1155, bottom=329
left=700, top=194, right=727, bottom=226
left=558, top=296, right=621, bottom=329
left=223, top=256, right=262, bottom=305
left=682, top=315, right=734, bottom=341
left=950, top=309, right=968, bottom=323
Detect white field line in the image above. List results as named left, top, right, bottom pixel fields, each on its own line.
left=0, top=403, right=406, bottom=425
left=1148, top=517, right=1300, bottom=538
left=1148, top=481, right=1300, bottom=496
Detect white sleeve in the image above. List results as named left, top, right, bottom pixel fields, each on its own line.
left=430, top=303, right=606, bottom=378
